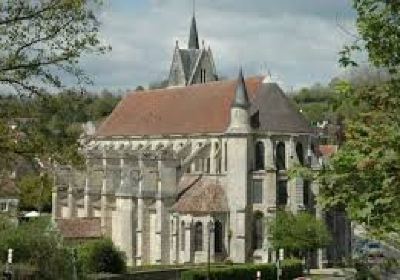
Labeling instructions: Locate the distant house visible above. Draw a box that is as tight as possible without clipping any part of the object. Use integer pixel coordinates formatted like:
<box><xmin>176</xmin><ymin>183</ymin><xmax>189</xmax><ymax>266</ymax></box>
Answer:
<box><xmin>0</xmin><ymin>177</ymin><xmax>19</xmax><ymax>219</ymax></box>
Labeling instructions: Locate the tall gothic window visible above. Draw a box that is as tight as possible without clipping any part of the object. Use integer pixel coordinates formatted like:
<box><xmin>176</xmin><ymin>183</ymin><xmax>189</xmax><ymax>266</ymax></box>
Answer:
<box><xmin>277</xmin><ymin>180</ymin><xmax>288</xmax><ymax>206</ymax></box>
<box><xmin>214</xmin><ymin>220</ymin><xmax>223</xmax><ymax>253</ymax></box>
<box><xmin>253</xmin><ymin>212</ymin><xmax>264</xmax><ymax>250</ymax></box>
<box><xmin>255</xmin><ymin>141</ymin><xmax>265</xmax><ymax>170</ymax></box>
<box><xmin>194</xmin><ymin>222</ymin><xmax>203</xmax><ymax>251</ymax></box>
<box><xmin>180</xmin><ymin>221</ymin><xmax>185</xmax><ymax>251</ymax></box>
<box><xmin>296</xmin><ymin>142</ymin><xmax>304</xmax><ymax>166</ymax></box>
<box><xmin>276</xmin><ymin>142</ymin><xmax>286</xmax><ymax>170</ymax></box>
<box><xmin>252</xmin><ymin>180</ymin><xmax>263</xmax><ymax>204</ymax></box>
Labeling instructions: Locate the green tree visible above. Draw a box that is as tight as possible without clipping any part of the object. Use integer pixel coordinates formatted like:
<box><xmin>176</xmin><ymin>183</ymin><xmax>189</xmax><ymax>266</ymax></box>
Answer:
<box><xmin>17</xmin><ymin>173</ymin><xmax>52</xmax><ymax>212</ymax></box>
<box><xmin>77</xmin><ymin>238</ymin><xmax>126</xmax><ymax>274</ymax></box>
<box><xmin>319</xmin><ymin>0</ymin><xmax>400</xmax><ymax>238</ymax></box>
<box><xmin>0</xmin><ymin>217</ymin><xmax>84</xmax><ymax>280</ymax></box>
<box><xmin>0</xmin><ymin>0</ymin><xmax>109</xmax><ymax>94</ymax></box>
<box><xmin>268</xmin><ymin>211</ymin><xmax>331</xmax><ymax>256</ymax></box>
<box><xmin>268</xmin><ymin>211</ymin><xmax>331</xmax><ymax>272</ymax></box>
<box><xmin>0</xmin><ymin>0</ymin><xmax>110</xmax><ymax>174</ymax></box>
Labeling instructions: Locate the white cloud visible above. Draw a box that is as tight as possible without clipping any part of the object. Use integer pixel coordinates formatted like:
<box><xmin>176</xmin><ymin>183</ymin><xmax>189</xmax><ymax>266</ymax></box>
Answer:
<box><xmin>79</xmin><ymin>0</ymin><xmax>358</xmax><ymax>92</ymax></box>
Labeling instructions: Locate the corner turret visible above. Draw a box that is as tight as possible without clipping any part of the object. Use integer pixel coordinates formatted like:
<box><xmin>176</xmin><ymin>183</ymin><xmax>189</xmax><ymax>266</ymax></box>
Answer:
<box><xmin>227</xmin><ymin>68</ymin><xmax>251</xmax><ymax>133</ymax></box>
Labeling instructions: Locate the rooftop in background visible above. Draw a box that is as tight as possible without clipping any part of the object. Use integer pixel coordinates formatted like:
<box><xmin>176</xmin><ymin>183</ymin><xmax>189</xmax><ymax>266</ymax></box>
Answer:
<box><xmin>0</xmin><ymin>177</ymin><xmax>19</xmax><ymax>198</ymax></box>
<box><xmin>318</xmin><ymin>144</ymin><xmax>338</xmax><ymax>158</ymax></box>
<box><xmin>56</xmin><ymin>218</ymin><xmax>102</xmax><ymax>239</ymax></box>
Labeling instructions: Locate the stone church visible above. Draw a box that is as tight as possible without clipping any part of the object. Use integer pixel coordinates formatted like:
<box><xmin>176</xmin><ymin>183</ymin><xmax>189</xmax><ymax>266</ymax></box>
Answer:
<box><xmin>53</xmin><ymin>13</ymin><xmax>351</xmax><ymax>267</ymax></box>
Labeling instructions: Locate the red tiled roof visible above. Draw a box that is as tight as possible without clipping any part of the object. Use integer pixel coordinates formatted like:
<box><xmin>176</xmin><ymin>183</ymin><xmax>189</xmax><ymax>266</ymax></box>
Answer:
<box><xmin>56</xmin><ymin>218</ymin><xmax>101</xmax><ymax>239</ymax></box>
<box><xmin>96</xmin><ymin>77</ymin><xmax>263</xmax><ymax>137</ymax></box>
<box><xmin>172</xmin><ymin>176</ymin><xmax>229</xmax><ymax>213</ymax></box>
<box><xmin>318</xmin><ymin>145</ymin><xmax>338</xmax><ymax>157</ymax></box>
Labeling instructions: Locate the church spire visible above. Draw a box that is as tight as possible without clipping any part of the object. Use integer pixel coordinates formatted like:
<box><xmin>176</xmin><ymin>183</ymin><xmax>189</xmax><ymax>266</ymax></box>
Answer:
<box><xmin>188</xmin><ymin>1</ymin><xmax>199</xmax><ymax>49</ymax></box>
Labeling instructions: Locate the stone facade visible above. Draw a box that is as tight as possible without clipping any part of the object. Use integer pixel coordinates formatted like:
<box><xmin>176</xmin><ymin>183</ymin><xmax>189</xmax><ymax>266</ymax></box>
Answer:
<box><xmin>53</xmin><ymin>74</ymin><xmax>351</xmax><ymax>267</ymax></box>
<box><xmin>53</xmin><ymin>14</ymin><xmax>351</xmax><ymax>268</ymax></box>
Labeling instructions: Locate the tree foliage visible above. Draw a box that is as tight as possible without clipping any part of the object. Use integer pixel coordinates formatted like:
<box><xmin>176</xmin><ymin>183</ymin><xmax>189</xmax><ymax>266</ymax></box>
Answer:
<box><xmin>340</xmin><ymin>0</ymin><xmax>400</xmax><ymax>73</ymax></box>
<box><xmin>0</xmin><ymin>91</ymin><xmax>119</xmax><ymax>212</ymax></box>
<box><xmin>17</xmin><ymin>173</ymin><xmax>52</xmax><ymax>212</ymax></box>
<box><xmin>319</xmin><ymin>0</ymin><xmax>400</xmax><ymax>237</ymax></box>
<box><xmin>0</xmin><ymin>91</ymin><xmax>120</xmax><ymax>168</ymax></box>
<box><xmin>0</xmin><ymin>217</ymin><xmax>84</xmax><ymax>280</ymax></box>
<box><xmin>77</xmin><ymin>238</ymin><xmax>126</xmax><ymax>274</ymax></box>
<box><xmin>0</xmin><ymin>0</ymin><xmax>109</xmax><ymax>94</ymax></box>
<box><xmin>268</xmin><ymin>211</ymin><xmax>331</xmax><ymax>255</ymax></box>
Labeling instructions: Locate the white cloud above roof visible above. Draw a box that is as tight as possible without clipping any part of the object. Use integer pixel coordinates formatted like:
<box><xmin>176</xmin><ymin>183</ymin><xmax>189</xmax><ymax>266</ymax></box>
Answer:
<box><xmin>78</xmin><ymin>0</ymin><xmax>357</xmax><ymax>92</ymax></box>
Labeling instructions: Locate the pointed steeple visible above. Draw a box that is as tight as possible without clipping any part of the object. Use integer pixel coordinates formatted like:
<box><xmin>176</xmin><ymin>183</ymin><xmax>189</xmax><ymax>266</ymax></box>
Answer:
<box><xmin>188</xmin><ymin>14</ymin><xmax>199</xmax><ymax>49</ymax></box>
<box><xmin>232</xmin><ymin>68</ymin><xmax>250</xmax><ymax>109</ymax></box>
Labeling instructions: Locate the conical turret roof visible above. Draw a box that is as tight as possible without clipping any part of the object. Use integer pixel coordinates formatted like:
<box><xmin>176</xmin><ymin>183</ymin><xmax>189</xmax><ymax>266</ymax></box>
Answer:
<box><xmin>231</xmin><ymin>68</ymin><xmax>250</xmax><ymax>109</ymax></box>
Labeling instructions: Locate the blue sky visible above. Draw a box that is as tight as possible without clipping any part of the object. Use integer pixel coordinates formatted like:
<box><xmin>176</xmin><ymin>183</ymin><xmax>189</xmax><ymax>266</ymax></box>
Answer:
<box><xmin>81</xmin><ymin>0</ymin><xmax>357</xmax><ymax>91</ymax></box>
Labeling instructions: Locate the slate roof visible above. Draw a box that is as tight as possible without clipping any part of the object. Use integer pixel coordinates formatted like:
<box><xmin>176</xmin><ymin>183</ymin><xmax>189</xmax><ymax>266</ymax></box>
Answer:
<box><xmin>232</xmin><ymin>68</ymin><xmax>250</xmax><ymax>109</ymax></box>
<box><xmin>178</xmin><ymin>48</ymin><xmax>202</xmax><ymax>82</ymax></box>
<box><xmin>56</xmin><ymin>218</ymin><xmax>102</xmax><ymax>239</ymax></box>
<box><xmin>172</xmin><ymin>175</ymin><xmax>229</xmax><ymax>213</ymax></box>
<box><xmin>96</xmin><ymin>76</ymin><xmax>312</xmax><ymax>137</ymax></box>
<box><xmin>188</xmin><ymin>15</ymin><xmax>200</xmax><ymax>49</ymax></box>
<box><xmin>250</xmin><ymin>82</ymin><xmax>312</xmax><ymax>133</ymax></box>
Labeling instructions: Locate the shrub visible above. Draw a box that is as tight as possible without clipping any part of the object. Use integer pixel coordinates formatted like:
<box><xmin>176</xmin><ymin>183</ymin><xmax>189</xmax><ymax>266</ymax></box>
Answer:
<box><xmin>0</xmin><ymin>217</ymin><xmax>83</xmax><ymax>280</ymax></box>
<box><xmin>78</xmin><ymin>238</ymin><xmax>126</xmax><ymax>274</ymax></box>
<box><xmin>181</xmin><ymin>259</ymin><xmax>303</xmax><ymax>280</ymax></box>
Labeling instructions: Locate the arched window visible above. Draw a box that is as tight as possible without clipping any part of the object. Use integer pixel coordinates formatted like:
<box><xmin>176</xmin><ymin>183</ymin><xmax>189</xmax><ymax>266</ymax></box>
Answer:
<box><xmin>255</xmin><ymin>141</ymin><xmax>265</xmax><ymax>170</ymax></box>
<box><xmin>253</xmin><ymin>212</ymin><xmax>264</xmax><ymax>250</ymax></box>
<box><xmin>214</xmin><ymin>220</ymin><xmax>223</xmax><ymax>253</ymax></box>
<box><xmin>194</xmin><ymin>222</ymin><xmax>203</xmax><ymax>251</ymax></box>
<box><xmin>180</xmin><ymin>221</ymin><xmax>185</xmax><ymax>251</ymax></box>
<box><xmin>296</xmin><ymin>142</ymin><xmax>304</xmax><ymax>166</ymax></box>
<box><xmin>277</xmin><ymin>180</ymin><xmax>288</xmax><ymax>206</ymax></box>
<box><xmin>276</xmin><ymin>142</ymin><xmax>286</xmax><ymax>170</ymax></box>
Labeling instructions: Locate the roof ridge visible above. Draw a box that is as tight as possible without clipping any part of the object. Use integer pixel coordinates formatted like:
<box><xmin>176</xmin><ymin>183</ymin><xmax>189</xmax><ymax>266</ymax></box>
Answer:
<box><xmin>125</xmin><ymin>75</ymin><xmax>264</xmax><ymax>96</ymax></box>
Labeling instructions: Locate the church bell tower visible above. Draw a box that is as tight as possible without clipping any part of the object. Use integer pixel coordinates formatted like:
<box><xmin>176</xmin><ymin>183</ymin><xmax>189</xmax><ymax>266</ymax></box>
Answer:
<box><xmin>167</xmin><ymin>7</ymin><xmax>218</xmax><ymax>87</ymax></box>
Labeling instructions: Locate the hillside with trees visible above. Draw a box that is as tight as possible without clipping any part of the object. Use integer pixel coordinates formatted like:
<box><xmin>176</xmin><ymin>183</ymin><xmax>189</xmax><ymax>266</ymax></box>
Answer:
<box><xmin>292</xmin><ymin>0</ymin><xmax>400</xmax><ymax>243</ymax></box>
